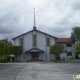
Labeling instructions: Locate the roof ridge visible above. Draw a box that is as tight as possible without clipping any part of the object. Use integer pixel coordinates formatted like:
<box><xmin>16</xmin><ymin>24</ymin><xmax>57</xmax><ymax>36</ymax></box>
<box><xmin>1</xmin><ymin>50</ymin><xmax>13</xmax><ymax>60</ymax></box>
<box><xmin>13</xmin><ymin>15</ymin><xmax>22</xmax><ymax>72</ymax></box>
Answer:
<box><xmin>12</xmin><ymin>29</ymin><xmax>57</xmax><ymax>40</ymax></box>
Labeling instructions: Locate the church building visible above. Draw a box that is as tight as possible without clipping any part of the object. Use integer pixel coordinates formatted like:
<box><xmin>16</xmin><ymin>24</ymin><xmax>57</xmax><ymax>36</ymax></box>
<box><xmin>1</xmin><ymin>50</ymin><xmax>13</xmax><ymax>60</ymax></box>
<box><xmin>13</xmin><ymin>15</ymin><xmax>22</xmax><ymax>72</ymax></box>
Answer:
<box><xmin>12</xmin><ymin>10</ymin><xmax>75</xmax><ymax>62</ymax></box>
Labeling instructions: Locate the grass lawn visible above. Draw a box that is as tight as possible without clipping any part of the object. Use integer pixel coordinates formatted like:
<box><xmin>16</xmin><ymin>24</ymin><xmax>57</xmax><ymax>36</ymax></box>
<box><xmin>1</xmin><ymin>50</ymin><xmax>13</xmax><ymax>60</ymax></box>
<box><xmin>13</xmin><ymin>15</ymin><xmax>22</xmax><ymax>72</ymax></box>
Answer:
<box><xmin>51</xmin><ymin>58</ymin><xmax>80</xmax><ymax>62</ymax></box>
<box><xmin>66</xmin><ymin>58</ymin><xmax>80</xmax><ymax>62</ymax></box>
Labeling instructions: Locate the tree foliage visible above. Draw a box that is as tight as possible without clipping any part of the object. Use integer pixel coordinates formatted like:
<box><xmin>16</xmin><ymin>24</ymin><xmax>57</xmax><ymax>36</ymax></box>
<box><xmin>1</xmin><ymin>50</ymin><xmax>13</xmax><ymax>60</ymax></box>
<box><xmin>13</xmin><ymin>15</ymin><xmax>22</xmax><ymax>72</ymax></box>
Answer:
<box><xmin>0</xmin><ymin>42</ymin><xmax>5</xmax><ymax>55</ymax></box>
<box><xmin>0</xmin><ymin>39</ymin><xmax>13</xmax><ymax>46</ymax></box>
<box><xmin>71</xmin><ymin>27</ymin><xmax>80</xmax><ymax>43</ymax></box>
<box><xmin>50</xmin><ymin>44</ymin><xmax>64</xmax><ymax>54</ymax></box>
<box><xmin>0</xmin><ymin>39</ymin><xmax>13</xmax><ymax>62</ymax></box>
<box><xmin>75</xmin><ymin>43</ymin><xmax>80</xmax><ymax>55</ymax></box>
<box><xmin>50</xmin><ymin>44</ymin><xmax>64</xmax><ymax>60</ymax></box>
<box><xmin>0</xmin><ymin>39</ymin><xmax>13</xmax><ymax>54</ymax></box>
<box><xmin>8</xmin><ymin>46</ymin><xmax>22</xmax><ymax>55</ymax></box>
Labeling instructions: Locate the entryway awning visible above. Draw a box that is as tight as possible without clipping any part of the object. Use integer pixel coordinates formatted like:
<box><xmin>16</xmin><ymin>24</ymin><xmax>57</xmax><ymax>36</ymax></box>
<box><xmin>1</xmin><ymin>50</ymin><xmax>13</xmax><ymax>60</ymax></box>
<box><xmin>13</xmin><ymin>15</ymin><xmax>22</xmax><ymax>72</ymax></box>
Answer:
<box><xmin>25</xmin><ymin>48</ymin><xmax>44</xmax><ymax>53</ymax></box>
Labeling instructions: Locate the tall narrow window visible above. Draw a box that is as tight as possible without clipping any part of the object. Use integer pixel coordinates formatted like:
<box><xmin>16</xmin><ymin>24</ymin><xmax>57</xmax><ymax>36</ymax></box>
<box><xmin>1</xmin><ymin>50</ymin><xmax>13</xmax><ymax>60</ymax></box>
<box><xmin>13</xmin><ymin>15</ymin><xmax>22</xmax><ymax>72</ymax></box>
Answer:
<box><xmin>20</xmin><ymin>38</ymin><xmax>23</xmax><ymax>46</ymax></box>
<box><xmin>47</xmin><ymin>37</ymin><xmax>50</xmax><ymax>47</ymax></box>
<box><xmin>33</xmin><ymin>34</ymin><xmax>36</xmax><ymax>47</ymax></box>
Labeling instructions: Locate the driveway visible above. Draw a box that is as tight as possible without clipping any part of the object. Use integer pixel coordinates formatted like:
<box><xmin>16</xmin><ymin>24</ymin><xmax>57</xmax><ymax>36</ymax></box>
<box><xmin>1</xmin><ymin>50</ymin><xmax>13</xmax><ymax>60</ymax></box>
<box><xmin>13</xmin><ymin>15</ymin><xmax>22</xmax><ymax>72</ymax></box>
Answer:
<box><xmin>0</xmin><ymin>62</ymin><xmax>80</xmax><ymax>80</ymax></box>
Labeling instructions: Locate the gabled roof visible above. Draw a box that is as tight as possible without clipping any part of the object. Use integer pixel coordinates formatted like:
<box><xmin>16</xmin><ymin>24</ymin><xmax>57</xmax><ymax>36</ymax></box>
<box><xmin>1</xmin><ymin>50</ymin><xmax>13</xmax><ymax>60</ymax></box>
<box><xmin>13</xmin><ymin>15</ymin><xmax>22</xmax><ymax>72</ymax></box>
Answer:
<box><xmin>12</xmin><ymin>29</ymin><xmax>57</xmax><ymax>40</ymax></box>
<box><xmin>37</xmin><ymin>30</ymin><xmax>57</xmax><ymax>39</ymax></box>
<box><xmin>12</xmin><ymin>30</ymin><xmax>33</xmax><ymax>40</ymax></box>
<box><xmin>25</xmin><ymin>48</ymin><xmax>44</xmax><ymax>53</ymax></box>
<box><xmin>56</xmin><ymin>38</ymin><xmax>74</xmax><ymax>43</ymax></box>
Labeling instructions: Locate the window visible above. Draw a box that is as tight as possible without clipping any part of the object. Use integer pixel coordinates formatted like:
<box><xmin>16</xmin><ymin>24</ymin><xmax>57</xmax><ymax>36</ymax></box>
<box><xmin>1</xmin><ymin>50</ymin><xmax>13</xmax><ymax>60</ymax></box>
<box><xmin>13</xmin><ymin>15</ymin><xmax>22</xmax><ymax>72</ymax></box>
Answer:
<box><xmin>47</xmin><ymin>37</ymin><xmax>50</xmax><ymax>47</ymax></box>
<box><xmin>20</xmin><ymin>38</ymin><xmax>23</xmax><ymax>46</ymax></box>
<box><xmin>66</xmin><ymin>44</ymin><xmax>72</xmax><ymax>47</ymax></box>
<box><xmin>33</xmin><ymin>34</ymin><xmax>36</xmax><ymax>47</ymax></box>
<box><xmin>67</xmin><ymin>52</ymin><xmax>72</xmax><ymax>56</ymax></box>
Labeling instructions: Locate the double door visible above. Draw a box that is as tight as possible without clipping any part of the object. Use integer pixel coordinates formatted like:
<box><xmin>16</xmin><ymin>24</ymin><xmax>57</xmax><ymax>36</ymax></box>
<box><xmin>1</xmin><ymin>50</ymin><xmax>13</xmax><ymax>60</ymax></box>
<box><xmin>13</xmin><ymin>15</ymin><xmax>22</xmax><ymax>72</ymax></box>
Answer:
<box><xmin>31</xmin><ymin>52</ymin><xmax>39</xmax><ymax>59</ymax></box>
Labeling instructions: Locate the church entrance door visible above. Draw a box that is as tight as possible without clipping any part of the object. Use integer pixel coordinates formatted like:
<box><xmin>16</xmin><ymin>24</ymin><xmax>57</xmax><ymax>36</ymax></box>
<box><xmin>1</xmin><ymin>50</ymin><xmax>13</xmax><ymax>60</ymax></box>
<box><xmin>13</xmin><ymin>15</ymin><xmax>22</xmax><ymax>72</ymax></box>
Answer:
<box><xmin>31</xmin><ymin>52</ymin><xmax>39</xmax><ymax>59</ymax></box>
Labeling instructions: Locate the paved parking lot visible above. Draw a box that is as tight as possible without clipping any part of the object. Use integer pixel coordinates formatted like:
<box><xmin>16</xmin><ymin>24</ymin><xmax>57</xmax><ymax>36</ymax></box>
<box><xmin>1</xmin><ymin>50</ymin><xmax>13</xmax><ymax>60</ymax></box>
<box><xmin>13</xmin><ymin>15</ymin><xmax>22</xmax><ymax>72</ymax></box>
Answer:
<box><xmin>0</xmin><ymin>62</ymin><xmax>80</xmax><ymax>80</ymax></box>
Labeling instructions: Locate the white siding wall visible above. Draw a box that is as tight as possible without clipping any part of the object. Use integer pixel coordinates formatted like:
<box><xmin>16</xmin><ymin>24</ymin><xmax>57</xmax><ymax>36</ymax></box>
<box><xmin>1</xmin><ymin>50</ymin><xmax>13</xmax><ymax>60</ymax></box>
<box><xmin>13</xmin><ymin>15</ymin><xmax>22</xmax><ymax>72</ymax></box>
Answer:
<box><xmin>37</xmin><ymin>32</ymin><xmax>46</xmax><ymax>61</ymax></box>
<box><xmin>37</xmin><ymin>32</ymin><xmax>46</xmax><ymax>51</ymax></box>
<box><xmin>23</xmin><ymin>32</ymin><xmax>33</xmax><ymax>52</ymax></box>
<box><xmin>67</xmin><ymin>47</ymin><xmax>72</xmax><ymax>52</ymax></box>
<box><xmin>39</xmin><ymin>53</ymin><xmax>44</xmax><ymax>60</ymax></box>
<box><xmin>14</xmin><ymin>38</ymin><xmax>20</xmax><ymax>46</ymax></box>
<box><xmin>26</xmin><ymin>53</ymin><xmax>31</xmax><ymax>61</ymax></box>
<box><xmin>46</xmin><ymin>47</ymin><xmax>50</xmax><ymax>61</ymax></box>
<box><xmin>50</xmin><ymin>37</ymin><xmax>55</xmax><ymax>46</ymax></box>
<box><xmin>60</xmin><ymin>43</ymin><xmax>75</xmax><ymax>59</ymax></box>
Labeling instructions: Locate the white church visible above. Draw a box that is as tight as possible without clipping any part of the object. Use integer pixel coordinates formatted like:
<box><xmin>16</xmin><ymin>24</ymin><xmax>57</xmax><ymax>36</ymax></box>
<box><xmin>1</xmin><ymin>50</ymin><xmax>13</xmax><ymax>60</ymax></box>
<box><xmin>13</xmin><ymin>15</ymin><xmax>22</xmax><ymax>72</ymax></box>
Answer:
<box><xmin>12</xmin><ymin>10</ymin><xmax>75</xmax><ymax>62</ymax></box>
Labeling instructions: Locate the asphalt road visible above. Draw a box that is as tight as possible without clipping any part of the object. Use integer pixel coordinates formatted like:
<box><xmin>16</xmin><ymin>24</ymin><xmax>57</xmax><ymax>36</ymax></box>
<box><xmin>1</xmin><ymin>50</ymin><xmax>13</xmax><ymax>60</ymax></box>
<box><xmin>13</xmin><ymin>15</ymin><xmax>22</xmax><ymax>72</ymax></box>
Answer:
<box><xmin>0</xmin><ymin>62</ymin><xmax>80</xmax><ymax>80</ymax></box>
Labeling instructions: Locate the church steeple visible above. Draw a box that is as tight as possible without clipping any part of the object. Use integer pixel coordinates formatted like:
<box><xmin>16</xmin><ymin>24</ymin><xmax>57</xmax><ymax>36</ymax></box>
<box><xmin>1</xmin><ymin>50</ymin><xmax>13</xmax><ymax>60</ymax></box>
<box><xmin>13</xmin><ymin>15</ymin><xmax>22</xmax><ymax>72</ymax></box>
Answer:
<box><xmin>33</xmin><ymin>8</ymin><xmax>37</xmax><ymax>30</ymax></box>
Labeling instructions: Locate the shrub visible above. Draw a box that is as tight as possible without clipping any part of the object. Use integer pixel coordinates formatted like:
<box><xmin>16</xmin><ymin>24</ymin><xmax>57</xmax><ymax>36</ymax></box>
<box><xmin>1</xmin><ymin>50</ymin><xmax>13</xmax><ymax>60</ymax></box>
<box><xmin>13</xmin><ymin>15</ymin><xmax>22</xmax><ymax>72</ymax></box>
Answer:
<box><xmin>0</xmin><ymin>55</ymin><xmax>9</xmax><ymax>63</ymax></box>
<box><xmin>8</xmin><ymin>46</ymin><xmax>22</xmax><ymax>55</ymax></box>
<box><xmin>0</xmin><ymin>42</ymin><xmax>5</xmax><ymax>55</ymax></box>
<box><xmin>0</xmin><ymin>57</ymin><xmax>6</xmax><ymax>63</ymax></box>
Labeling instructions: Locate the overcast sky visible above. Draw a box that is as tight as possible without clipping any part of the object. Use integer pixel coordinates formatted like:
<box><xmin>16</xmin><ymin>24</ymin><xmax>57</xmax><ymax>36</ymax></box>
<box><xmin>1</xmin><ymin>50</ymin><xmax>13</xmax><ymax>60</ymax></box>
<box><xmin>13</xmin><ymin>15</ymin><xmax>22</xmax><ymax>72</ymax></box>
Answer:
<box><xmin>0</xmin><ymin>0</ymin><xmax>80</xmax><ymax>42</ymax></box>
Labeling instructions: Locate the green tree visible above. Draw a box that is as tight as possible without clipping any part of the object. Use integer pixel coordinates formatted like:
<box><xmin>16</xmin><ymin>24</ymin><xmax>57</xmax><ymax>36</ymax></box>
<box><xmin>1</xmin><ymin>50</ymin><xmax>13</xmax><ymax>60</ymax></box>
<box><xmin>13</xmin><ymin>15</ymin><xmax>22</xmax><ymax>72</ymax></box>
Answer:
<box><xmin>50</xmin><ymin>44</ymin><xmax>64</xmax><ymax>61</ymax></box>
<box><xmin>8</xmin><ymin>46</ymin><xmax>22</xmax><ymax>61</ymax></box>
<box><xmin>0</xmin><ymin>39</ymin><xmax>13</xmax><ymax>62</ymax></box>
<box><xmin>75</xmin><ymin>43</ymin><xmax>80</xmax><ymax>55</ymax></box>
<box><xmin>71</xmin><ymin>27</ymin><xmax>80</xmax><ymax>43</ymax></box>
<box><xmin>0</xmin><ymin>39</ymin><xmax>13</xmax><ymax>54</ymax></box>
<box><xmin>0</xmin><ymin>39</ymin><xmax>13</xmax><ymax>45</ymax></box>
<box><xmin>0</xmin><ymin>42</ymin><xmax>5</xmax><ymax>55</ymax></box>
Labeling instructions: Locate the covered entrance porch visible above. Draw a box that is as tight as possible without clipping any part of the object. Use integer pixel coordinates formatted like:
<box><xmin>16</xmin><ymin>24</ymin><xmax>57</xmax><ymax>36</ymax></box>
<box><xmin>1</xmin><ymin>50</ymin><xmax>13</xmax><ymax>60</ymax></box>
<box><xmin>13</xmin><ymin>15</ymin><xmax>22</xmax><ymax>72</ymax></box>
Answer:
<box><xmin>25</xmin><ymin>48</ymin><xmax>44</xmax><ymax>62</ymax></box>
<box><xmin>31</xmin><ymin>52</ymin><xmax>39</xmax><ymax>59</ymax></box>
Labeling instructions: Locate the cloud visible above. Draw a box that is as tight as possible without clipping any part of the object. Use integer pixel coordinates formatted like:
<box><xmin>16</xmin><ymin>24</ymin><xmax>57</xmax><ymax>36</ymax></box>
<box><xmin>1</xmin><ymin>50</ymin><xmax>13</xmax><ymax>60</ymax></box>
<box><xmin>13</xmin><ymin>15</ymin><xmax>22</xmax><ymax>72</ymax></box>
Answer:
<box><xmin>0</xmin><ymin>0</ymin><xmax>80</xmax><ymax>43</ymax></box>
<box><xmin>72</xmin><ymin>1</ymin><xmax>80</xmax><ymax>11</ymax></box>
<box><xmin>0</xmin><ymin>12</ymin><xmax>20</xmax><ymax>33</ymax></box>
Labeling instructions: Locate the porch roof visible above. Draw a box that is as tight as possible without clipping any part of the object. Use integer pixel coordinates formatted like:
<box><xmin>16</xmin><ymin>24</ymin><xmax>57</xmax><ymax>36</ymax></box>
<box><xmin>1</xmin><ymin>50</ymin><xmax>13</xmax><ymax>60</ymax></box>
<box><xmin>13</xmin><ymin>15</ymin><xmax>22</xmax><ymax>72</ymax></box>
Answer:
<box><xmin>25</xmin><ymin>48</ymin><xmax>44</xmax><ymax>53</ymax></box>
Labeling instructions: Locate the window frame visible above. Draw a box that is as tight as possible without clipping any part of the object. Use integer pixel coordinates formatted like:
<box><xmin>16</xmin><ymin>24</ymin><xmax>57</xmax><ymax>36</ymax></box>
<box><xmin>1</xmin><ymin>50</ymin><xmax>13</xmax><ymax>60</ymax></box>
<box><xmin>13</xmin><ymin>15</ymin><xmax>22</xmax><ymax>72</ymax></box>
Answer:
<box><xmin>67</xmin><ymin>52</ymin><xmax>72</xmax><ymax>56</ymax></box>
<box><xmin>20</xmin><ymin>38</ymin><xmax>23</xmax><ymax>46</ymax></box>
<box><xmin>66</xmin><ymin>43</ymin><xmax>72</xmax><ymax>47</ymax></box>
<box><xmin>47</xmin><ymin>37</ymin><xmax>50</xmax><ymax>47</ymax></box>
<box><xmin>33</xmin><ymin>34</ymin><xmax>36</xmax><ymax>47</ymax></box>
